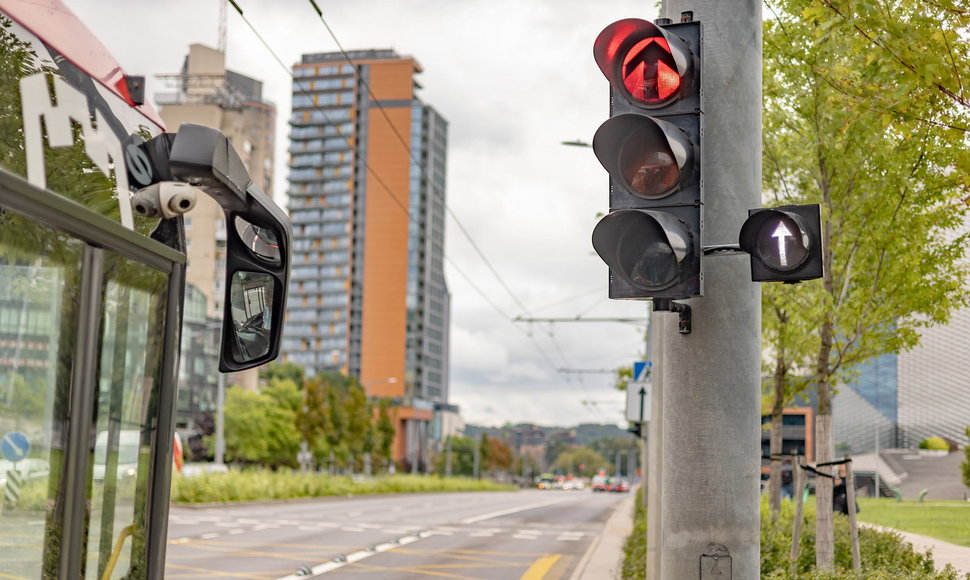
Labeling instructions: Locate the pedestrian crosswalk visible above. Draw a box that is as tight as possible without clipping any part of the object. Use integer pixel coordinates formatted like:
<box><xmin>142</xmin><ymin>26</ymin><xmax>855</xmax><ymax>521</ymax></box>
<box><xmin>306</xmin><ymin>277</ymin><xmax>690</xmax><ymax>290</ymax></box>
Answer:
<box><xmin>168</xmin><ymin>513</ymin><xmax>594</xmax><ymax>543</ymax></box>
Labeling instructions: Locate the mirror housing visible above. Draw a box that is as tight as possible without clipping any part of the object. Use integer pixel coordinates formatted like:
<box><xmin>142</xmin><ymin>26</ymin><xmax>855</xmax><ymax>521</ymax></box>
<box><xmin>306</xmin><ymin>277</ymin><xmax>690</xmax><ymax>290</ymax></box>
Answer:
<box><xmin>138</xmin><ymin>123</ymin><xmax>291</xmax><ymax>371</ymax></box>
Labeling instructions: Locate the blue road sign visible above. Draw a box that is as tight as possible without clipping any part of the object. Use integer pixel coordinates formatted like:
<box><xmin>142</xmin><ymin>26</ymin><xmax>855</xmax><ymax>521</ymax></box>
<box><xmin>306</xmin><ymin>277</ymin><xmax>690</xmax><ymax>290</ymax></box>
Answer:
<box><xmin>1</xmin><ymin>431</ymin><xmax>30</xmax><ymax>462</ymax></box>
<box><xmin>633</xmin><ymin>361</ymin><xmax>651</xmax><ymax>382</ymax></box>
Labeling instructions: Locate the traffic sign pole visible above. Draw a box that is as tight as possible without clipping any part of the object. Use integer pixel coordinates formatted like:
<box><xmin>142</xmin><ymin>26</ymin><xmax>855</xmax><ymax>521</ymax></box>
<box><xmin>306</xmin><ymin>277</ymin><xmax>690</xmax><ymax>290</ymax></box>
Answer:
<box><xmin>657</xmin><ymin>2</ymin><xmax>762</xmax><ymax>578</ymax></box>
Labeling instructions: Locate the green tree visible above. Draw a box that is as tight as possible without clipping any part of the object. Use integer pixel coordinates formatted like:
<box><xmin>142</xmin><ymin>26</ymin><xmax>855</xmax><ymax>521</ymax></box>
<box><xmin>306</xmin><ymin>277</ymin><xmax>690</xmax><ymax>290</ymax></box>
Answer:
<box><xmin>433</xmin><ymin>435</ymin><xmax>476</xmax><ymax>477</ymax></box>
<box><xmin>762</xmin><ymin>293</ymin><xmax>814</xmax><ymax>519</ymax></box>
<box><xmin>763</xmin><ymin>1</ymin><xmax>970</xmax><ymax>569</ymax></box>
<box><xmin>222</xmin><ymin>384</ymin><xmax>300</xmax><ymax>468</ymax></box>
<box><xmin>343</xmin><ymin>381</ymin><xmax>374</xmax><ymax>471</ymax></box>
<box><xmin>295</xmin><ymin>376</ymin><xmax>331</xmax><ymax>461</ymax></box>
<box><xmin>552</xmin><ymin>447</ymin><xmax>608</xmax><ymax>478</ymax></box>
<box><xmin>260</xmin><ymin>361</ymin><xmax>306</xmax><ymax>384</ymax></box>
<box><xmin>375</xmin><ymin>399</ymin><xmax>396</xmax><ymax>472</ymax></box>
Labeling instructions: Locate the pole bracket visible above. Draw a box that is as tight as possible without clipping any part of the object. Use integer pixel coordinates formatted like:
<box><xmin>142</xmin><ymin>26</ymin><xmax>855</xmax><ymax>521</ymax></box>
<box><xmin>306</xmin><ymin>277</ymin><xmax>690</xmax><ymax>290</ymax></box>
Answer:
<box><xmin>653</xmin><ymin>299</ymin><xmax>692</xmax><ymax>334</ymax></box>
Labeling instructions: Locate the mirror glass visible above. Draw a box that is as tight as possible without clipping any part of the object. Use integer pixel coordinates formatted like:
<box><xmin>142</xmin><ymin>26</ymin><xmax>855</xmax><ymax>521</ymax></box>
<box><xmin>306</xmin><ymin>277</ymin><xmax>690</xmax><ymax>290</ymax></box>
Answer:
<box><xmin>234</xmin><ymin>216</ymin><xmax>281</xmax><ymax>264</ymax></box>
<box><xmin>228</xmin><ymin>271</ymin><xmax>275</xmax><ymax>362</ymax></box>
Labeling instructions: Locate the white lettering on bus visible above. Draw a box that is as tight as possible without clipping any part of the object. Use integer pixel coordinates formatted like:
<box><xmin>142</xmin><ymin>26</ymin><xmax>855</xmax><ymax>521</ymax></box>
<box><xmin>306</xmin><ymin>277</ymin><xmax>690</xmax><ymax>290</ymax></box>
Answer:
<box><xmin>20</xmin><ymin>73</ymin><xmax>134</xmax><ymax>229</ymax></box>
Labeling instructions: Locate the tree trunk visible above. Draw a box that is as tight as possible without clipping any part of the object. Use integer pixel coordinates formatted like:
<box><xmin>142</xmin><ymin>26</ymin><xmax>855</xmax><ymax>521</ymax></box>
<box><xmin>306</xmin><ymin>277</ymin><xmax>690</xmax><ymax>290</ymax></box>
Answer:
<box><xmin>815</xmin><ymin>374</ymin><xmax>835</xmax><ymax>571</ymax></box>
<box><xmin>769</xmin><ymin>350</ymin><xmax>787</xmax><ymax>518</ymax></box>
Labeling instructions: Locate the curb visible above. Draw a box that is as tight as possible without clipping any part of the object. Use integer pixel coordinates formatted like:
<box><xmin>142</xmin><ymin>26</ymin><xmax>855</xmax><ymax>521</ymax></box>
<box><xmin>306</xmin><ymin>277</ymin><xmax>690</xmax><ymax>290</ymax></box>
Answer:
<box><xmin>570</xmin><ymin>492</ymin><xmax>637</xmax><ymax>580</ymax></box>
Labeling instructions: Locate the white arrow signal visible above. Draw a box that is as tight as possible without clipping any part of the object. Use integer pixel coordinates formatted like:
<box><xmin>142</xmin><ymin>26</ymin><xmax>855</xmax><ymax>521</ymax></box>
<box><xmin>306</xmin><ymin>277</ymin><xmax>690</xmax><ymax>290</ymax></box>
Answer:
<box><xmin>771</xmin><ymin>221</ymin><xmax>794</xmax><ymax>267</ymax></box>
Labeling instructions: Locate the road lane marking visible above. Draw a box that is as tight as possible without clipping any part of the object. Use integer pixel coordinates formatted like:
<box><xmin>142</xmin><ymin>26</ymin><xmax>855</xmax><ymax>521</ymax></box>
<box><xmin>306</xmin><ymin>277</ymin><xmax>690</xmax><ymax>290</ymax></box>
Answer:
<box><xmin>459</xmin><ymin>497</ymin><xmax>572</xmax><ymax>524</ymax></box>
<box><xmin>273</xmin><ymin>531</ymin><xmax>430</xmax><ymax>579</ymax></box>
<box><xmin>519</xmin><ymin>554</ymin><xmax>562</xmax><ymax>580</ymax></box>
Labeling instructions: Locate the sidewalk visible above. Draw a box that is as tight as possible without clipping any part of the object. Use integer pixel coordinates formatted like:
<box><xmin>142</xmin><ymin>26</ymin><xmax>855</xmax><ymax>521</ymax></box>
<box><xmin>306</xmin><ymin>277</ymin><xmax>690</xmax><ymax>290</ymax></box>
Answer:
<box><xmin>864</xmin><ymin>524</ymin><xmax>970</xmax><ymax>577</ymax></box>
<box><xmin>570</xmin><ymin>492</ymin><xmax>636</xmax><ymax>580</ymax></box>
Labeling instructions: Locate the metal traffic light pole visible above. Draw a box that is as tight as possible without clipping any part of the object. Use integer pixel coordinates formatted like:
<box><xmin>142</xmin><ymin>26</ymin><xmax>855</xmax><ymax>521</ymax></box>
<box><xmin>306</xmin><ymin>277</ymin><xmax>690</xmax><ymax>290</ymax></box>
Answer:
<box><xmin>655</xmin><ymin>1</ymin><xmax>762</xmax><ymax>578</ymax></box>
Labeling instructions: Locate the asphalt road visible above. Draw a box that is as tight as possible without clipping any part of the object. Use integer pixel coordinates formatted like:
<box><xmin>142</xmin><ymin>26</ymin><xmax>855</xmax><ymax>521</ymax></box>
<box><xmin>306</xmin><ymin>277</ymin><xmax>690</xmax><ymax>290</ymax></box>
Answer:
<box><xmin>164</xmin><ymin>488</ymin><xmax>628</xmax><ymax>579</ymax></box>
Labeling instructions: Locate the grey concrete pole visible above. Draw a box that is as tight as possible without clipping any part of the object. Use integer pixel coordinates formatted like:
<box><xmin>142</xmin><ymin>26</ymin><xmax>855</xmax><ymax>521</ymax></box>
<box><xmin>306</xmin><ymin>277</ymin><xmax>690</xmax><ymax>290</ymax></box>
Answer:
<box><xmin>215</xmin><ymin>370</ymin><xmax>226</xmax><ymax>465</ymax></box>
<box><xmin>646</xmin><ymin>312</ymin><xmax>665</xmax><ymax>579</ymax></box>
<box><xmin>659</xmin><ymin>1</ymin><xmax>763</xmax><ymax>578</ymax></box>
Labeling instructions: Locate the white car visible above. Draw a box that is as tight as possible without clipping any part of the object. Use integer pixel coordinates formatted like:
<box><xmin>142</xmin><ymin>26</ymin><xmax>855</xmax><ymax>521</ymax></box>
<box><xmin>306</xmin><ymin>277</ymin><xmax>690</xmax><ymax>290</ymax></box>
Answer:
<box><xmin>93</xmin><ymin>430</ymin><xmax>142</xmax><ymax>481</ymax></box>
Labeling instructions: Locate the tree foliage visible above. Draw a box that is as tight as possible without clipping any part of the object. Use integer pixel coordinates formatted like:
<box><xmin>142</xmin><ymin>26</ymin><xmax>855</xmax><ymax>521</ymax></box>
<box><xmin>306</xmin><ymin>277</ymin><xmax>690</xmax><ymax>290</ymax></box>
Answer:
<box><xmin>551</xmin><ymin>446</ymin><xmax>608</xmax><ymax>478</ymax></box>
<box><xmin>222</xmin><ymin>382</ymin><xmax>300</xmax><ymax>469</ymax></box>
<box><xmin>433</xmin><ymin>436</ymin><xmax>477</xmax><ymax>477</ymax></box>
<box><xmin>223</xmin><ymin>368</ymin><xmax>396</xmax><ymax>472</ymax></box>
<box><xmin>763</xmin><ymin>0</ymin><xmax>970</xmax><ymax>569</ymax></box>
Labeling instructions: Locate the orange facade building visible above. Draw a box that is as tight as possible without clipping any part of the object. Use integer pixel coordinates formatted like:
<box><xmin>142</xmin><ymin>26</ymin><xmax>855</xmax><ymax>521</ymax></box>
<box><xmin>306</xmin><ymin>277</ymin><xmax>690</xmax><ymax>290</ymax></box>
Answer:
<box><xmin>285</xmin><ymin>50</ymin><xmax>450</xmax><ymax>470</ymax></box>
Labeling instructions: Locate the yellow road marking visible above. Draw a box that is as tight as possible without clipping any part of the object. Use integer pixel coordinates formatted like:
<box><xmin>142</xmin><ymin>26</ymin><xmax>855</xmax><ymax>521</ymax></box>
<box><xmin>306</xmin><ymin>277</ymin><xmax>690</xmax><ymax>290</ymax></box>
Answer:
<box><xmin>393</xmin><ymin>547</ymin><xmax>548</xmax><ymax>557</ymax></box>
<box><xmin>347</xmin><ymin>562</ymin><xmax>481</xmax><ymax>579</ymax></box>
<box><xmin>0</xmin><ymin>573</ymin><xmax>30</xmax><ymax>580</ymax></box>
<box><xmin>519</xmin><ymin>554</ymin><xmax>562</xmax><ymax>580</ymax></box>
<box><xmin>163</xmin><ymin>562</ymin><xmax>279</xmax><ymax>578</ymax></box>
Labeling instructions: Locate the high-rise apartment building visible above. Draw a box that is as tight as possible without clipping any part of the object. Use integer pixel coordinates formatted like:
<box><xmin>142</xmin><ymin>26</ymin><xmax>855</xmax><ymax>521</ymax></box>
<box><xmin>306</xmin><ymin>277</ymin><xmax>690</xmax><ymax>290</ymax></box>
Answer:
<box><xmin>284</xmin><ymin>49</ymin><xmax>450</xmax><ymax>469</ymax></box>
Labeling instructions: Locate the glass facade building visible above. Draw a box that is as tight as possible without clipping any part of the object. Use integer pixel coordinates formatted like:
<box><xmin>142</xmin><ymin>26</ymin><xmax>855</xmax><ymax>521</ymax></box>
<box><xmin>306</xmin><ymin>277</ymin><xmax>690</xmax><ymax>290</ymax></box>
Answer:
<box><xmin>834</xmin><ymin>306</ymin><xmax>970</xmax><ymax>452</ymax></box>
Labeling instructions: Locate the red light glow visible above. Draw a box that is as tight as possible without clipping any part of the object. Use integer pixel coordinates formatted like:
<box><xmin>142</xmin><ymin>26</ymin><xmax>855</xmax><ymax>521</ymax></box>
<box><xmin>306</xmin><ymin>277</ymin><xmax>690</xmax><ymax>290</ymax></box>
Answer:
<box><xmin>621</xmin><ymin>37</ymin><xmax>681</xmax><ymax>105</ymax></box>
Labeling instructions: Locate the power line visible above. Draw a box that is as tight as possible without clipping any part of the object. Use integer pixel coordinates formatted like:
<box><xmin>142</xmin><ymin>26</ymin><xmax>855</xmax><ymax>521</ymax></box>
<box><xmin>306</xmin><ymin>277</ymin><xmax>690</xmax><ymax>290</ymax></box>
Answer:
<box><xmin>303</xmin><ymin>0</ymin><xmax>533</xmax><ymax>319</ymax></box>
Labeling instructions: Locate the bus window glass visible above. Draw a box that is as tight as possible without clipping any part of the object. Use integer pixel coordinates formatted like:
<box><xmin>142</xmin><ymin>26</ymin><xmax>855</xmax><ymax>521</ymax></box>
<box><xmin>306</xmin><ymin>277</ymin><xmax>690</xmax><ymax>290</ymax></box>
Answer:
<box><xmin>87</xmin><ymin>253</ymin><xmax>168</xmax><ymax>580</ymax></box>
<box><xmin>0</xmin><ymin>218</ymin><xmax>83</xmax><ymax>579</ymax></box>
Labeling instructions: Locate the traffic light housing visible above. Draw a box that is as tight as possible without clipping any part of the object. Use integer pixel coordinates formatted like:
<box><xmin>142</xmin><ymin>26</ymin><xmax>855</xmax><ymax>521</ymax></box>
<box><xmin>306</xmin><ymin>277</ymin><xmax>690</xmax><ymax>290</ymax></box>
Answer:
<box><xmin>591</xmin><ymin>18</ymin><xmax>703</xmax><ymax>302</ymax></box>
<box><xmin>739</xmin><ymin>204</ymin><xmax>823</xmax><ymax>283</ymax></box>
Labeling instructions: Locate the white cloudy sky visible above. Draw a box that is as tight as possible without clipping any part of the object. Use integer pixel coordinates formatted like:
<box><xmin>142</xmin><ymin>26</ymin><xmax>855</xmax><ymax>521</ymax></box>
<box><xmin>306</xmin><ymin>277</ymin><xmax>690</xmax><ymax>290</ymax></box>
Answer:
<box><xmin>65</xmin><ymin>0</ymin><xmax>658</xmax><ymax>427</ymax></box>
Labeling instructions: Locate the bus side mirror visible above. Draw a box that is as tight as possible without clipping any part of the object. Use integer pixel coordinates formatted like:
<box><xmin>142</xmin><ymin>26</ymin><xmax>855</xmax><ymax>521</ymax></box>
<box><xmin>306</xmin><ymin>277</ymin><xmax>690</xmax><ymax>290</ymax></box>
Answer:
<box><xmin>165</xmin><ymin>124</ymin><xmax>291</xmax><ymax>372</ymax></box>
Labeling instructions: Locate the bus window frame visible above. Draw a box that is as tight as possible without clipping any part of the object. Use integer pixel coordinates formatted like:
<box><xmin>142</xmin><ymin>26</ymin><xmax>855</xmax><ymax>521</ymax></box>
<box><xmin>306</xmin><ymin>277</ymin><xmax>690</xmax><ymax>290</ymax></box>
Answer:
<box><xmin>0</xmin><ymin>166</ymin><xmax>186</xmax><ymax>580</ymax></box>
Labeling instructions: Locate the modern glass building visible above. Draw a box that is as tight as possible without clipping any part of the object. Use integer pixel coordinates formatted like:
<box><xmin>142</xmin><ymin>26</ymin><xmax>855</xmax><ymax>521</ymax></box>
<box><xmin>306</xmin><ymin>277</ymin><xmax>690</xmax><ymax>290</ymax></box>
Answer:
<box><xmin>834</xmin><ymin>306</ymin><xmax>970</xmax><ymax>452</ymax></box>
<box><xmin>284</xmin><ymin>49</ymin><xmax>451</xmax><ymax>470</ymax></box>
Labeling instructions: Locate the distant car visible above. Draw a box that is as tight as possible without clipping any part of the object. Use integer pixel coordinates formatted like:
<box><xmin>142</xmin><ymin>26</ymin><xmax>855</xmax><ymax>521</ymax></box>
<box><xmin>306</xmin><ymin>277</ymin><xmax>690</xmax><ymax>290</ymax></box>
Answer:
<box><xmin>591</xmin><ymin>474</ymin><xmax>609</xmax><ymax>492</ymax></box>
<box><xmin>0</xmin><ymin>458</ymin><xmax>50</xmax><ymax>486</ymax></box>
<box><xmin>612</xmin><ymin>479</ymin><xmax>631</xmax><ymax>493</ymax></box>
<box><xmin>93</xmin><ymin>430</ymin><xmax>142</xmax><ymax>481</ymax></box>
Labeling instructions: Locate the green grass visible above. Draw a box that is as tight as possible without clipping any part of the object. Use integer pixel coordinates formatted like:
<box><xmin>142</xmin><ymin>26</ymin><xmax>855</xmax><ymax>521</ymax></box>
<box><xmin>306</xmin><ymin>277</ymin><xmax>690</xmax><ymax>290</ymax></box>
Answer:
<box><xmin>170</xmin><ymin>470</ymin><xmax>515</xmax><ymax>503</ymax></box>
<box><xmin>856</xmin><ymin>498</ymin><xmax>970</xmax><ymax>548</ymax></box>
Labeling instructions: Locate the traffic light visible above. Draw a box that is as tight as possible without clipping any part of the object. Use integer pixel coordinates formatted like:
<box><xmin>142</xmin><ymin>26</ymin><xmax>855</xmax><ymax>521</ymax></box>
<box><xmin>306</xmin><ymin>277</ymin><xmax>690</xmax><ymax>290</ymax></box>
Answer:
<box><xmin>738</xmin><ymin>204</ymin><xmax>823</xmax><ymax>283</ymax></box>
<box><xmin>590</xmin><ymin>17</ymin><xmax>703</xmax><ymax>302</ymax></box>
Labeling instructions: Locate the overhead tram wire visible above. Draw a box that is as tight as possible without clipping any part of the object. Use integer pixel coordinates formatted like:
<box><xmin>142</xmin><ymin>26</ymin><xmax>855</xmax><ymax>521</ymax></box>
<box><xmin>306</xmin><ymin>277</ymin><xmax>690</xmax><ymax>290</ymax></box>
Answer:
<box><xmin>299</xmin><ymin>0</ymin><xmax>578</xmax><ymax>372</ymax></box>
<box><xmin>228</xmin><ymin>1</ymin><xmax>576</xmax><ymax>374</ymax></box>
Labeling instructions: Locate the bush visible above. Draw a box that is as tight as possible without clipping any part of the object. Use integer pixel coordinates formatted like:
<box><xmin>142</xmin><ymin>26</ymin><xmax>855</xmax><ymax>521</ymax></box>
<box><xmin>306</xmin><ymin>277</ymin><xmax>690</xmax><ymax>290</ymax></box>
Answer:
<box><xmin>170</xmin><ymin>468</ymin><xmax>514</xmax><ymax>503</ymax></box>
<box><xmin>618</xmin><ymin>496</ymin><xmax>968</xmax><ymax>579</ymax></box>
<box><xmin>760</xmin><ymin>495</ymin><xmax>967</xmax><ymax>579</ymax></box>
<box><xmin>621</xmin><ymin>497</ymin><xmax>646</xmax><ymax>580</ymax></box>
<box><xmin>918</xmin><ymin>437</ymin><xmax>950</xmax><ymax>451</ymax></box>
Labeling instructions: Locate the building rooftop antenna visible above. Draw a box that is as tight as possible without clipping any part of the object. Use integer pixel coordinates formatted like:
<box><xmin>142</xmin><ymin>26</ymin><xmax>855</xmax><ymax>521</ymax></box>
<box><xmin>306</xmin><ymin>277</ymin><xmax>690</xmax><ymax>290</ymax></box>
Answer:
<box><xmin>218</xmin><ymin>0</ymin><xmax>227</xmax><ymax>52</ymax></box>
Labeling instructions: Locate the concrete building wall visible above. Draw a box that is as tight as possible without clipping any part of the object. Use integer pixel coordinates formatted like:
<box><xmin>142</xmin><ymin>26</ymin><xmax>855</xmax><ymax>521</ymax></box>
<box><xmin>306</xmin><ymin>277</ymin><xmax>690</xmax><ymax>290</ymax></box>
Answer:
<box><xmin>158</xmin><ymin>43</ymin><xmax>275</xmax><ymax>392</ymax></box>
